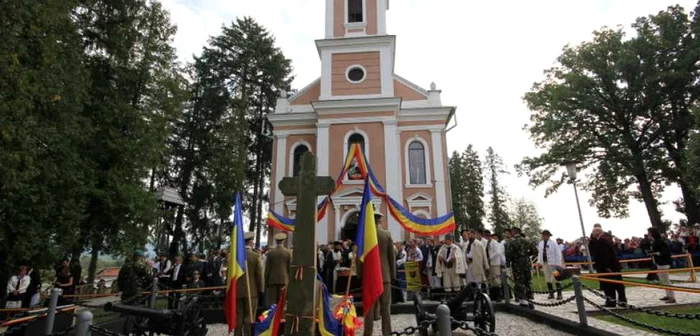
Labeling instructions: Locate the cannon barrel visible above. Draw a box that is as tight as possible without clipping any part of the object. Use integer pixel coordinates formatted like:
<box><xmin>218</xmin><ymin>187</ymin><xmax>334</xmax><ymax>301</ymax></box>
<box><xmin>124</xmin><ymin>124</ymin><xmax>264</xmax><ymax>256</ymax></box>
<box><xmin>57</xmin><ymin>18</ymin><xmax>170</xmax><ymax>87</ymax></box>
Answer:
<box><xmin>446</xmin><ymin>282</ymin><xmax>480</xmax><ymax>311</ymax></box>
<box><xmin>104</xmin><ymin>302</ymin><xmax>177</xmax><ymax>320</ymax></box>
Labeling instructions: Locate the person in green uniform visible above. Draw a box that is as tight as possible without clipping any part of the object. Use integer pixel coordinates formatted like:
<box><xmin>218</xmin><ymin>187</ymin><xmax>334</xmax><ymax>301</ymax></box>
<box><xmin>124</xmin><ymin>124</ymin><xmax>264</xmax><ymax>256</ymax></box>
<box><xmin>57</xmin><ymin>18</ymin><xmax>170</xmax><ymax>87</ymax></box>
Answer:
<box><xmin>505</xmin><ymin>227</ymin><xmax>537</xmax><ymax>308</ymax></box>
<box><xmin>117</xmin><ymin>250</ymin><xmax>153</xmax><ymax>304</ymax></box>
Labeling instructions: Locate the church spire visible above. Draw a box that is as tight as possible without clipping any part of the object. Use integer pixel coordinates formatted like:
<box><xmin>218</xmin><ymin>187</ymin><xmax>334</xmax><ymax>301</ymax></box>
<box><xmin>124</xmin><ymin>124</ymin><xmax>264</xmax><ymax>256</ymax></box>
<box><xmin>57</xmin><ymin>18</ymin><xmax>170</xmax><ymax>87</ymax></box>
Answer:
<box><xmin>325</xmin><ymin>0</ymin><xmax>388</xmax><ymax>39</ymax></box>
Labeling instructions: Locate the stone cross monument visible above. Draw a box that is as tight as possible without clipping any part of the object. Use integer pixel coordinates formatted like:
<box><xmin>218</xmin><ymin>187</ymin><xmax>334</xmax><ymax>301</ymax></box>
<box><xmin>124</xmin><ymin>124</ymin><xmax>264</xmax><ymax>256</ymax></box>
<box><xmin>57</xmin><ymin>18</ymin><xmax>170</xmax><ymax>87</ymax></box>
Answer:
<box><xmin>279</xmin><ymin>152</ymin><xmax>335</xmax><ymax>336</ymax></box>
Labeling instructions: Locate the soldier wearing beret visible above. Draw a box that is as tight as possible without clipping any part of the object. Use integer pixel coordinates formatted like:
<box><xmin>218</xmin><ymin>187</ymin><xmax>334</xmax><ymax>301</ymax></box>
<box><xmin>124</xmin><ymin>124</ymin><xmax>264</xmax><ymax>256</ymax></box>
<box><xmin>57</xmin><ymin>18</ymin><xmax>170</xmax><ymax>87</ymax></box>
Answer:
<box><xmin>116</xmin><ymin>249</ymin><xmax>152</xmax><ymax>304</ymax></box>
<box><xmin>265</xmin><ymin>232</ymin><xmax>291</xmax><ymax>306</ymax></box>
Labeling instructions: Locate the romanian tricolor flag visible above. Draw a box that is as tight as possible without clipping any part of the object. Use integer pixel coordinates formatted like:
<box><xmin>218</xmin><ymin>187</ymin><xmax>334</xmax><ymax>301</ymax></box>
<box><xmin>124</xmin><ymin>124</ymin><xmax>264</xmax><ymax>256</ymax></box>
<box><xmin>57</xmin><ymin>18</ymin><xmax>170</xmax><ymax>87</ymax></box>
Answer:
<box><xmin>317</xmin><ymin>274</ymin><xmax>342</xmax><ymax>336</ymax></box>
<box><xmin>355</xmin><ymin>177</ymin><xmax>384</xmax><ymax>316</ymax></box>
<box><xmin>255</xmin><ymin>288</ymin><xmax>286</xmax><ymax>336</ymax></box>
<box><xmin>226</xmin><ymin>192</ymin><xmax>246</xmax><ymax>333</ymax></box>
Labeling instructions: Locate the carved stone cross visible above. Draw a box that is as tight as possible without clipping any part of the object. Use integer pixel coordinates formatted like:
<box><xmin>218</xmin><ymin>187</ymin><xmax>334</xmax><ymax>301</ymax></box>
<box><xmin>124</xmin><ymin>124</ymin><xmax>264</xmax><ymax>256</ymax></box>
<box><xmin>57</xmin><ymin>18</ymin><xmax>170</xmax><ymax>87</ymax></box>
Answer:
<box><xmin>278</xmin><ymin>152</ymin><xmax>334</xmax><ymax>336</ymax></box>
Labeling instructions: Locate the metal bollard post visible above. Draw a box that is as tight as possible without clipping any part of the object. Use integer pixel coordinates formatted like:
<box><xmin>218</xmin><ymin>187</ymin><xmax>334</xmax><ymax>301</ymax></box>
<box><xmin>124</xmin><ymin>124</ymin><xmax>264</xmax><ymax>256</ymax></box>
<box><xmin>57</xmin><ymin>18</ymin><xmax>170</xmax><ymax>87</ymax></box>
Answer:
<box><xmin>572</xmin><ymin>276</ymin><xmax>588</xmax><ymax>327</ymax></box>
<box><xmin>75</xmin><ymin>310</ymin><xmax>93</xmax><ymax>336</ymax></box>
<box><xmin>436</xmin><ymin>304</ymin><xmax>451</xmax><ymax>336</ymax></box>
<box><xmin>501</xmin><ymin>268</ymin><xmax>510</xmax><ymax>304</ymax></box>
<box><xmin>149</xmin><ymin>277</ymin><xmax>159</xmax><ymax>309</ymax></box>
<box><xmin>45</xmin><ymin>288</ymin><xmax>62</xmax><ymax>335</ymax></box>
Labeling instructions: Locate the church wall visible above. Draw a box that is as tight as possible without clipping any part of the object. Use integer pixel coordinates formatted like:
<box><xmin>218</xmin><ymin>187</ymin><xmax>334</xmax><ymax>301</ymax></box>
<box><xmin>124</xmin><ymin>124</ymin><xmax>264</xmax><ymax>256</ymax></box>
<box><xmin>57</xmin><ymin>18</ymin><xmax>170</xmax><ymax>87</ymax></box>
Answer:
<box><xmin>289</xmin><ymin>82</ymin><xmax>320</xmax><ymax>105</ymax></box>
<box><xmin>333</xmin><ymin>0</ymin><xmax>344</xmax><ymax>38</ymax></box>
<box><xmin>331</xmin><ymin>52</ymin><xmax>381</xmax><ymax>96</ymax></box>
<box><xmin>397</xmin><ymin>120</ymin><xmax>445</xmax><ymax>127</ymax></box>
<box><xmin>441</xmin><ymin>131</ymin><xmax>452</xmax><ymax>211</ymax></box>
<box><xmin>399</xmin><ymin>130</ymin><xmax>437</xmax><ymax>218</ymax></box>
<box><xmin>394</xmin><ymin>80</ymin><xmax>427</xmax><ymax>101</ymax></box>
<box><xmin>366</xmin><ymin>0</ymin><xmax>378</xmax><ymax>35</ymax></box>
<box><xmin>318</xmin><ymin>111</ymin><xmax>393</xmax><ymax>120</ymax></box>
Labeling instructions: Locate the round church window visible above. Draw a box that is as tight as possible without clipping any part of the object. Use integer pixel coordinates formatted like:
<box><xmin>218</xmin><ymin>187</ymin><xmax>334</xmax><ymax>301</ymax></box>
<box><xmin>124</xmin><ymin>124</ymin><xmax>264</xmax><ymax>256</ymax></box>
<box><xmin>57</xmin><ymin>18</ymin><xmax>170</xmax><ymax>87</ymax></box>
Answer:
<box><xmin>346</xmin><ymin>65</ymin><xmax>366</xmax><ymax>83</ymax></box>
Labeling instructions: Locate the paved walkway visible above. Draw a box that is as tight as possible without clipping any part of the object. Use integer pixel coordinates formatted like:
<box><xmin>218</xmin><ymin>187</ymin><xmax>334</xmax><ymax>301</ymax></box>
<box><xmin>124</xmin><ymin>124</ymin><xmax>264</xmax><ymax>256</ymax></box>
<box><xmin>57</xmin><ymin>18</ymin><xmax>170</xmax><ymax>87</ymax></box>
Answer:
<box><xmin>524</xmin><ymin>281</ymin><xmax>700</xmax><ymax>336</ymax></box>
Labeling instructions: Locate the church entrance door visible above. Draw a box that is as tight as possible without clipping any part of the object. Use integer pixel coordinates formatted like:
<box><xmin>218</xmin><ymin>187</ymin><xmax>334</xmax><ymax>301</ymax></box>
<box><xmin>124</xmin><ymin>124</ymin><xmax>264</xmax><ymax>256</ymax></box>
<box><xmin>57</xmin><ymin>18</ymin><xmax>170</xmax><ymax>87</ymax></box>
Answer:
<box><xmin>341</xmin><ymin>211</ymin><xmax>359</xmax><ymax>241</ymax></box>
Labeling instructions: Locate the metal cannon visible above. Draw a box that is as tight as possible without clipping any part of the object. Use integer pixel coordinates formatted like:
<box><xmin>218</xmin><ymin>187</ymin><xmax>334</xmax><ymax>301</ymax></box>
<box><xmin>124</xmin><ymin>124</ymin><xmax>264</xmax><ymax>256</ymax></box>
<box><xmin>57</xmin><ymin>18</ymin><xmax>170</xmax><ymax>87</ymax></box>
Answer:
<box><xmin>413</xmin><ymin>282</ymin><xmax>495</xmax><ymax>336</ymax></box>
<box><xmin>104</xmin><ymin>297</ymin><xmax>207</xmax><ymax>336</ymax></box>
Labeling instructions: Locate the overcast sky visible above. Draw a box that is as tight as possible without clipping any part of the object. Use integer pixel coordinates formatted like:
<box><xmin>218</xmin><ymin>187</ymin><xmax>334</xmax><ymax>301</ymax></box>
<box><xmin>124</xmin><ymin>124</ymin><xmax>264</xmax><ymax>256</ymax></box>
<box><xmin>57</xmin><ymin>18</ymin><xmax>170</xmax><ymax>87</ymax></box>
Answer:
<box><xmin>161</xmin><ymin>0</ymin><xmax>698</xmax><ymax>241</ymax></box>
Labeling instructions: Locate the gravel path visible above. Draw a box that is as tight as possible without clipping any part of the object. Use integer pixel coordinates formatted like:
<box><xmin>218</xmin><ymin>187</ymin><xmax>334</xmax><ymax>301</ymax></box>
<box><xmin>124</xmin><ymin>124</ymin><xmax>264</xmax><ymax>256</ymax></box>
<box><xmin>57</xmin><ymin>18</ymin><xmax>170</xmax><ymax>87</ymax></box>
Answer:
<box><xmin>204</xmin><ymin>313</ymin><xmax>575</xmax><ymax>335</ymax></box>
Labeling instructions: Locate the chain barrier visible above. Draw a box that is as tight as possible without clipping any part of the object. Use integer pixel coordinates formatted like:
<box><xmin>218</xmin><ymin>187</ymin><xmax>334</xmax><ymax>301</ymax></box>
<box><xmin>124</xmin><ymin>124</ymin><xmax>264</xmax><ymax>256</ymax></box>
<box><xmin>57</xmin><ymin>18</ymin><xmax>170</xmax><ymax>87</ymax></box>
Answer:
<box><xmin>582</xmin><ymin>297</ymin><xmax>700</xmax><ymax>336</ymax></box>
<box><xmin>89</xmin><ymin>325</ymin><xmax>126</xmax><ymax>336</ymax></box>
<box><xmin>581</xmin><ymin>285</ymin><xmax>700</xmax><ymax>320</ymax></box>
<box><xmin>526</xmin><ymin>295</ymin><xmax>576</xmax><ymax>307</ymax></box>
<box><xmin>451</xmin><ymin>317</ymin><xmax>499</xmax><ymax>336</ymax></box>
<box><xmin>389</xmin><ymin>318</ymin><xmax>434</xmax><ymax>336</ymax></box>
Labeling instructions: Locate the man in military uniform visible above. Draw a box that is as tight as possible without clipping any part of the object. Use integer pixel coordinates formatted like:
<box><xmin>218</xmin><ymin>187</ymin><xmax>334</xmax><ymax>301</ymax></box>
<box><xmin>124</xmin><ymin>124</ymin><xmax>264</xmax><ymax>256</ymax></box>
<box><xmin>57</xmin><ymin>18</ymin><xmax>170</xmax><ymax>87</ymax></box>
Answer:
<box><xmin>265</xmin><ymin>232</ymin><xmax>291</xmax><ymax>306</ymax></box>
<box><xmin>116</xmin><ymin>250</ymin><xmax>152</xmax><ymax>304</ymax></box>
<box><xmin>362</xmin><ymin>212</ymin><xmax>395</xmax><ymax>336</ymax></box>
<box><xmin>505</xmin><ymin>227</ymin><xmax>537</xmax><ymax>308</ymax></box>
<box><xmin>236</xmin><ymin>232</ymin><xmax>264</xmax><ymax>336</ymax></box>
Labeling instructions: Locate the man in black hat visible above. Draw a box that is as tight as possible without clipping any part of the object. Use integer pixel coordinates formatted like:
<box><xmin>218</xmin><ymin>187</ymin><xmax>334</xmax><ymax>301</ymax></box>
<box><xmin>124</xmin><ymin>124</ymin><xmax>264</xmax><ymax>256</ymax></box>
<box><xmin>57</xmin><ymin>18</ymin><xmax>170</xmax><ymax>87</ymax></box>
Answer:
<box><xmin>323</xmin><ymin>240</ymin><xmax>343</xmax><ymax>293</ymax></box>
<box><xmin>538</xmin><ymin>230</ymin><xmax>563</xmax><ymax>300</ymax></box>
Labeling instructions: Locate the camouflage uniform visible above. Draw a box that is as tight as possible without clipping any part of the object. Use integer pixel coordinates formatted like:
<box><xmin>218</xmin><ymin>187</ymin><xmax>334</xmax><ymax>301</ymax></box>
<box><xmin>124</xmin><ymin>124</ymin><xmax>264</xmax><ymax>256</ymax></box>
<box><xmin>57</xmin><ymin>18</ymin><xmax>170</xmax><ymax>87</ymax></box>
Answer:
<box><xmin>505</xmin><ymin>233</ymin><xmax>537</xmax><ymax>303</ymax></box>
<box><xmin>117</xmin><ymin>257</ymin><xmax>153</xmax><ymax>304</ymax></box>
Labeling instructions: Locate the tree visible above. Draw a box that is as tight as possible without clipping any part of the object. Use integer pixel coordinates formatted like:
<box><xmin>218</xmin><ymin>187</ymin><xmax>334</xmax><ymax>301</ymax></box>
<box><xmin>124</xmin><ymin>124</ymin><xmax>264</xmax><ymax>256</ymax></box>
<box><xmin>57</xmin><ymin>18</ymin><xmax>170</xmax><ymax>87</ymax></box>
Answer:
<box><xmin>632</xmin><ymin>5</ymin><xmax>700</xmax><ymax>224</ymax></box>
<box><xmin>449</xmin><ymin>151</ymin><xmax>468</xmax><ymax>237</ymax></box>
<box><xmin>0</xmin><ymin>0</ymin><xmax>91</xmax><ymax>295</ymax></box>
<box><xmin>518</xmin><ymin>27</ymin><xmax>669</xmax><ymax>229</ymax></box>
<box><xmin>509</xmin><ymin>198</ymin><xmax>544</xmax><ymax>240</ymax></box>
<box><xmin>450</xmin><ymin>145</ymin><xmax>486</xmax><ymax>236</ymax></box>
<box><xmin>484</xmin><ymin>147</ymin><xmax>511</xmax><ymax>234</ymax></box>
<box><xmin>76</xmin><ymin>0</ymin><xmax>181</xmax><ymax>281</ymax></box>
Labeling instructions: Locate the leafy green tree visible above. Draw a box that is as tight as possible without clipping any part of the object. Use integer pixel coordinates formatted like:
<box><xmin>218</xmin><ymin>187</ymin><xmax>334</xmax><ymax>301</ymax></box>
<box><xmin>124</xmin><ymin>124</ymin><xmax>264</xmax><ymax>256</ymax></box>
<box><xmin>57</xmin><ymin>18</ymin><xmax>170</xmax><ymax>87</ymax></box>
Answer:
<box><xmin>518</xmin><ymin>27</ymin><xmax>668</xmax><ymax>229</ymax></box>
<box><xmin>0</xmin><ymin>0</ymin><xmax>90</xmax><ymax>292</ymax></box>
<box><xmin>632</xmin><ymin>5</ymin><xmax>700</xmax><ymax>224</ymax></box>
<box><xmin>509</xmin><ymin>198</ymin><xmax>543</xmax><ymax>240</ymax></box>
<box><xmin>76</xmin><ymin>0</ymin><xmax>181</xmax><ymax>281</ymax></box>
<box><xmin>484</xmin><ymin>147</ymin><xmax>511</xmax><ymax>234</ymax></box>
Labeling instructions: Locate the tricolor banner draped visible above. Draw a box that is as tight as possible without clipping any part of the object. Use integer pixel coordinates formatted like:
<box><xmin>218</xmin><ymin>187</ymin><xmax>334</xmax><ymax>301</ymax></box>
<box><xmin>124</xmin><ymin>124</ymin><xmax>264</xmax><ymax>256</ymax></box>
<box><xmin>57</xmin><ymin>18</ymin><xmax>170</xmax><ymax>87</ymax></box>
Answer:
<box><xmin>355</xmin><ymin>177</ymin><xmax>384</xmax><ymax>316</ymax></box>
<box><xmin>225</xmin><ymin>192</ymin><xmax>246</xmax><ymax>333</ymax></box>
<box><xmin>254</xmin><ymin>287</ymin><xmax>286</xmax><ymax>336</ymax></box>
<box><xmin>316</xmin><ymin>274</ymin><xmax>342</xmax><ymax>336</ymax></box>
<box><xmin>266</xmin><ymin>144</ymin><xmax>455</xmax><ymax>235</ymax></box>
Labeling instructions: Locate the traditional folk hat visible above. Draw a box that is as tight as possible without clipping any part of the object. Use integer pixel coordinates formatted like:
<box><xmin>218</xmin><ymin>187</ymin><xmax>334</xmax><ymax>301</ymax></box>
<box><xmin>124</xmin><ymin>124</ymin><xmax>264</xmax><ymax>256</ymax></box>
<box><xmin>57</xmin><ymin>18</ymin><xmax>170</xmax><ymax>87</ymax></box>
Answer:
<box><xmin>542</xmin><ymin>230</ymin><xmax>552</xmax><ymax>236</ymax></box>
<box><xmin>444</xmin><ymin>234</ymin><xmax>454</xmax><ymax>240</ymax></box>
<box><xmin>274</xmin><ymin>232</ymin><xmax>287</xmax><ymax>241</ymax></box>
<box><xmin>244</xmin><ymin>232</ymin><xmax>255</xmax><ymax>241</ymax></box>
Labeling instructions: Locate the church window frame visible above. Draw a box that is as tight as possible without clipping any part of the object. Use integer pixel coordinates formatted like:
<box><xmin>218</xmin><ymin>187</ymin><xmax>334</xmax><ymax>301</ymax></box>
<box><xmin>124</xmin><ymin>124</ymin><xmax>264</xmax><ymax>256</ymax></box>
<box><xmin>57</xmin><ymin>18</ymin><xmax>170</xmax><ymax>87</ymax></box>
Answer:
<box><xmin>345</xmin><ymin>65</ymin><xmax>367</xmax><ymax>84</ymax></box>
<box><xmin>405</xmin><ymin>137</ymin><xmax>432</xmax><ymax>187</ymax></box>
<box><xmin>343</xmin><ymin>129</ymin><xmax>369</xmax><ymax>183</ymax></box>
<box><xmin>346</xmin><ymin>0</ymin><xmax>365</xmax><ymax>25</ymax></box>
<box><xmin>289</xmin><ymin>140</ymin><xmax>312</xmax><ymax>177</ymax></box>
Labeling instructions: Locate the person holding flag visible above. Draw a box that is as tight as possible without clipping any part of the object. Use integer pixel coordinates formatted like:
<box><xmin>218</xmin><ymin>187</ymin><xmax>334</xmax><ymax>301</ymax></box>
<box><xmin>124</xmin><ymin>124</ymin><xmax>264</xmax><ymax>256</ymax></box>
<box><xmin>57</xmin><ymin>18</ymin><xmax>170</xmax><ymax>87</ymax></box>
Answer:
<box><xmin>356</xmin><ymin>178</ymin><xmax>395</xmax><ymax>336</ymax></box>
<box><xmin>226</xmin><ymin>193</ymin><xmax>264</xmax><ymax>336</ymax></box>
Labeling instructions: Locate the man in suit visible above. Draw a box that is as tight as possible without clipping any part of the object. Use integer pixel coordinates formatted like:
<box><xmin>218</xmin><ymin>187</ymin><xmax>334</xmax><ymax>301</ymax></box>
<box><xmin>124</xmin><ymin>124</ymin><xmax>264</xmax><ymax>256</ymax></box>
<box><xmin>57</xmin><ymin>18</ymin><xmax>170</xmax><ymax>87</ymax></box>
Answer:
<box><xmin>362</xmin><ymin>212</ymin><xmax>395</xmax><ymax>336</ymax></box>
<box><xmin>265</xmin><ymin>232</ymin><xmax>291</xmax><ymax>306</ymax></box>
<box><xmin>22</xmin><ymin>262</ymin><xmax>41</xmax><ymax>308</ymax></box>
<box><xmin>236</xmin><ymin>232</ymin><xmax>264</xmax><ymax>336</ymax></box>
<box><xmin>168</xmin><ymin>256</ymin><xmax>185</xmax><ymax>309</ymax></box>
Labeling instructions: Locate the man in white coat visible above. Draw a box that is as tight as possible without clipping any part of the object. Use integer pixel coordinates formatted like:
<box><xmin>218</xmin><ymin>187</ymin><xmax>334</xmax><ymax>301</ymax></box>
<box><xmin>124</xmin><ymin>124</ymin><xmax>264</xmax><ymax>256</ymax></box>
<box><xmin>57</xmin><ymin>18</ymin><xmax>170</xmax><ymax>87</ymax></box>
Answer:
<box><xmin>436</xmin><ymin>234</ymin><xmax>466</xmax><ymax>292</ymax></box>
<box><xmin>463</xmin><ymin>229</ymin><xmax>488</xmax><ymax>287</ymax></box>
<box><xmin>483</xmin><ymin>230</ymin><xmax>504</xmax><ymax>301</ymax></box>
<box><xmin>538</xmin><ymin>230</ymin><xmax>563</xmax><ymax>300</ymax></box>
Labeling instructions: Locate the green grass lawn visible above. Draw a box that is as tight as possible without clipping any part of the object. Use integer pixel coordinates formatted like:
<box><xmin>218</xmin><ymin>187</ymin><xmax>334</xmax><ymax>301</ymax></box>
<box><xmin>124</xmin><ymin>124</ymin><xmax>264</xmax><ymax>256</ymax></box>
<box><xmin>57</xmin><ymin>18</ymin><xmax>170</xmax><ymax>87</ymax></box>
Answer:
<box><xmin>529</xmin><ymin>273</ymin><xmax>650</xmax><ymax>292</ymax></box>
<box><xmin>593</xmin><ymin>306</ymin><xmax>700</xmax><ymax>335</ymax></box>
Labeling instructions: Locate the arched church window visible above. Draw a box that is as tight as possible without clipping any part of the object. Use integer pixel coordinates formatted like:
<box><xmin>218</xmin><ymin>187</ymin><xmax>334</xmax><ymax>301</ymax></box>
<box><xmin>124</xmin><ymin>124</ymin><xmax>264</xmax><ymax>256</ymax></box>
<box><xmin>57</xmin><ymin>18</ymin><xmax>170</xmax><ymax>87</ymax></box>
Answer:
<box><xmin>408</xmin><ymin>141</ymin><xmax>427</xmax><ymax>184</ymax></box>
<box><xmin>348</xmin><ymin>0</ymin><xmax>363</xmax><ymax>23</ymax></box>
<box><xmin>293</xmin><ymin>144</ymin><xmax>309</xmax><ymax>177</ymax></box>
<box><xmin>348</xmin><ymin>133</ymin><xmax>365</xmax><ymax>154</ymax></box>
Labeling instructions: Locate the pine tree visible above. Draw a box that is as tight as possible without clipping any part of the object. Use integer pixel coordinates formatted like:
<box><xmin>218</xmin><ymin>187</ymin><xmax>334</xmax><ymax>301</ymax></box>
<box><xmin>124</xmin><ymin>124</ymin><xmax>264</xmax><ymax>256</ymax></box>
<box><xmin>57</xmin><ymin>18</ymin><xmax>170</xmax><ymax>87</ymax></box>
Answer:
<box><xmin>462</xmin><ymin>145</ymin><xmax>486</xmax><ymax>230</ymax></box>
<box><xmin>449</xmin><ymin>151</ymin><xmax>468</xmax><ymax>233</ymax></box>
<box><xmin>484</xmin><ymin>147</ymin><xmax>511</xmax><ymax>235</ymax></box>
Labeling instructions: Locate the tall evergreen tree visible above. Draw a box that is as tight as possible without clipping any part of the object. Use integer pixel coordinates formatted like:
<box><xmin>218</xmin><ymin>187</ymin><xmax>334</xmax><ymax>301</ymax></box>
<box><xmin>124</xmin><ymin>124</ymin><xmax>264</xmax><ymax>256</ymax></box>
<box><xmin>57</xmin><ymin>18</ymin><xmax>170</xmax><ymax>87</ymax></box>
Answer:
<box><xmin>449</xmin><ymin>151</ymin><xmax>468</xmax><ymax>233</ymax></box>
<box><xmin>484</xmin><ymin>147</ymin><xmax>511</xmax><ymax>235</ymax></box>
<box><xmin>463</xmin><ymin>146</ymin><xmax>486</xmax><ymax>230</ymax></box>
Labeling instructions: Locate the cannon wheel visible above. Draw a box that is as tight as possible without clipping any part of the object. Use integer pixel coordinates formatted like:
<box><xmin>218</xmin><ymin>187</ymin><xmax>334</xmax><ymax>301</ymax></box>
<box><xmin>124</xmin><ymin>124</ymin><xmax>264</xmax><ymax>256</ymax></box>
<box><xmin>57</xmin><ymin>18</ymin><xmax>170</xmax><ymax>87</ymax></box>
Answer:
<box><xmin>472</xmin><ymin>292</ymin><xmax>495</xmax><ymax>332</ymax></box>
<box><xmin>122</xmin><ymin>315</ymin><xmax>149</xmax><ymax>336</ymax></box>
<box><xmin>412</xmin><ymin>293</ymin><xmax>430</xmax><ymax>336</ymax></box>
<box><xmin>182</xmin><ymin>300</ymin><xmax>207</xmax><ymax>336</ymax></box>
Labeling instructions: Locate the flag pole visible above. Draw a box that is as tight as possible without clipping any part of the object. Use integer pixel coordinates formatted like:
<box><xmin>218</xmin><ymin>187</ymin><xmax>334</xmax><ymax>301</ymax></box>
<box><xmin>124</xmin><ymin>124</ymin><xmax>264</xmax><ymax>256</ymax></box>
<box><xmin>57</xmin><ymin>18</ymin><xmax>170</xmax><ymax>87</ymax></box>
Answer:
<box><xmin>245</xmin><ymin>260</ymin><xmax>254</xmax><ymax>322</ymax></box>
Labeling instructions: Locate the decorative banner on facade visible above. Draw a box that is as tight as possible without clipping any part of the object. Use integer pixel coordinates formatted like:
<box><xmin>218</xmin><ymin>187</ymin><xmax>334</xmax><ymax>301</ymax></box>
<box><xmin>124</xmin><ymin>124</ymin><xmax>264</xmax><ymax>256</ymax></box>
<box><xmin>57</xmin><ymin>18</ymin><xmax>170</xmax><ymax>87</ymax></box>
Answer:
<box><xmin>266</xmin><ymin>144</ymin><xmax>456</xmax><ymax>236</ymax></box>
<box><xmin>405</xmin><ymin>261</ymin><xmax>422</xmax><ymax>292</ymax></box>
